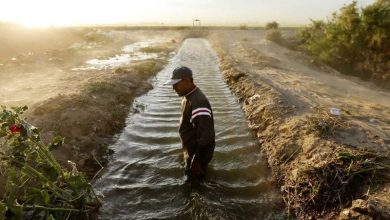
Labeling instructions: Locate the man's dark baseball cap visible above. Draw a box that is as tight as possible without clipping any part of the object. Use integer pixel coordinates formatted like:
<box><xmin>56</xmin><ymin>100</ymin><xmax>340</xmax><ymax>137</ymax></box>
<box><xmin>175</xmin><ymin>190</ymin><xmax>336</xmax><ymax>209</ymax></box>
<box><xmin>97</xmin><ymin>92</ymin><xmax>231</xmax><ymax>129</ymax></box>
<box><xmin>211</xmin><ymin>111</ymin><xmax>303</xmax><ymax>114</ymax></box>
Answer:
<box><xmin>164</xmin><ymin>66</ymin><xmax>193</xmax><ymax>85</ymax></box>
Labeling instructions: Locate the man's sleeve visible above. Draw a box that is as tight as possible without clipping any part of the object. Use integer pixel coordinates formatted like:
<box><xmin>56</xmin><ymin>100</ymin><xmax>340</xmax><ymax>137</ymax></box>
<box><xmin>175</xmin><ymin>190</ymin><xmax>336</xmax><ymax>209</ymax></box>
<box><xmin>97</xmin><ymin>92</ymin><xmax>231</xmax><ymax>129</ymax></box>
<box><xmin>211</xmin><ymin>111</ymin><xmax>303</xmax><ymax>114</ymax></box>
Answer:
<box><xmin>190</xmin><ymin>104</ymin><xmax>215</xmax><ymax>163</ymax></box>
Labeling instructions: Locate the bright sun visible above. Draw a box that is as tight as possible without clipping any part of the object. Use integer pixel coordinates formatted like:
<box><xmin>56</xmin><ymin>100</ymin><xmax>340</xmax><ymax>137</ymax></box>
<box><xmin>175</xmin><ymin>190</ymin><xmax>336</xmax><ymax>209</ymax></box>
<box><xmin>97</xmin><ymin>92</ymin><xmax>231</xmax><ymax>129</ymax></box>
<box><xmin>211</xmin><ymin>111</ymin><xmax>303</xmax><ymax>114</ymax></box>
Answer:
<box><xmin>0</xmin><ymin>0</ymin><xmax>144</xmax><ymax>28</ymax></box>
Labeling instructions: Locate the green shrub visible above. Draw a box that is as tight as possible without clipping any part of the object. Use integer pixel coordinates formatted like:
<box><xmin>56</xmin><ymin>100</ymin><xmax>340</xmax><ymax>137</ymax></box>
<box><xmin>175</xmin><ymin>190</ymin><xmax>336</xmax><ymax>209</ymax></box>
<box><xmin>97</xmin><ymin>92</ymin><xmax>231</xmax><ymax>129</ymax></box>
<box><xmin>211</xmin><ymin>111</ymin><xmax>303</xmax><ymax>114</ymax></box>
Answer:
<box><xmin>0</xmin><ymin>106</ymin><xmax>101</xmax><ymax>219</ymax></box>
<box><xmin>239</xmin><ymin>25</ymin><xmax>248</xmax><ymax>30</ymax></box>
<box><xmin>297</xmin><ymin>0</ymin><xmax>390</xmax><ymax>86</ymax></box>
<box><xmin>266</xmin><ymin>31</ymin><xmax>284</xmax><ymax>44</ymax></box>
<box><xmin>265</xmin><ymin>21</ymin><xmax>279</xmax><ymax>30</ymax></box>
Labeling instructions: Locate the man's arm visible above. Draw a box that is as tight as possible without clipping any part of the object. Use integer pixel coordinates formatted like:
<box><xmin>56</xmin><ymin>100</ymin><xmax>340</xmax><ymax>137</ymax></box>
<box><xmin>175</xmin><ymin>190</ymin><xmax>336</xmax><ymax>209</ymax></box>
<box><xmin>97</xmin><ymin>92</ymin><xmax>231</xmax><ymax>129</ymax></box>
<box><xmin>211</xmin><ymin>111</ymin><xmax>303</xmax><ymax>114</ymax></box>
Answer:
<box><xmin>190</xmin><ymin>106</ymin><xmax>215</xmax><ymax>172</ymax></box>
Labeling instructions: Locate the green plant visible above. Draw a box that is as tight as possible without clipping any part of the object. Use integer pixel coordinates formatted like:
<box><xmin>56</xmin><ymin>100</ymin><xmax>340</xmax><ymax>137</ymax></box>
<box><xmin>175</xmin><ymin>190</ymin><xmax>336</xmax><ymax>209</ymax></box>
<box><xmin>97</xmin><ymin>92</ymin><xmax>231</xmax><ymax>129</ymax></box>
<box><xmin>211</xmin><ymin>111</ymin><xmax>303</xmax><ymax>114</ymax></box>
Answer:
<box><xmin>297</xmin><ymin>0</ymin><xmax>390</xmax><ymax>86</ymax></box>
<box><xmin>266</xmin><ymin>31</ymin><xmax>283</xmax><ymax>44</ymax></box>
<box><xmin>265</xmin><ymin>21</ymin><xmax>287</xmax><ymax>46</ymax></box>
<box><xmin>265</xmin><ymin>21</ymin><xmax>279</xmax><ymax>30</ymax></box>
<box><xmin>0</xmin><ymin>106</ymin><xmax>101</xmax><ymax>219</ymax></box>
<box><xmin>84</xmin><ymin>82</ymin><xmax>118</xmax><ymax>95</ymax></box>
<box><xmin>239</xmin><ymin>24</ymin><xmax>248</xmax><ymax>30</ymax></box>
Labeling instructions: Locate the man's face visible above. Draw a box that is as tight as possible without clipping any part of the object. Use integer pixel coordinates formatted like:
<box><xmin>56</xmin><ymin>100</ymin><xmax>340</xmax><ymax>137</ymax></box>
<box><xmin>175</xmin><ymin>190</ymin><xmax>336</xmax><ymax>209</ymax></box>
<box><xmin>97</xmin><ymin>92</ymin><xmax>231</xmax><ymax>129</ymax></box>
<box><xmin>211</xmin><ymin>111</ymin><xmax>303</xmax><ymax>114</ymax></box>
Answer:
<box><xmin>172</xmin><ymin>79</ymin><xmax>187</xmax><ymax>96</ymax></box>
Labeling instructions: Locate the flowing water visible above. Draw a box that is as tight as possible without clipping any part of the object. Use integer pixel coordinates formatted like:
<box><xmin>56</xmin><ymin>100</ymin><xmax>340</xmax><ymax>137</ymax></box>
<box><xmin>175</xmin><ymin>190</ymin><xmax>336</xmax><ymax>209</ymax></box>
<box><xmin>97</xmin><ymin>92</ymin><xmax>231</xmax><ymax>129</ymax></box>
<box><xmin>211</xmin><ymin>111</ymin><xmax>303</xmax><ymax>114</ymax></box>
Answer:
<box><xmin>94</xmin><ymin>38</ymin><xmax>285</xmax><ymax>219</ymax></box>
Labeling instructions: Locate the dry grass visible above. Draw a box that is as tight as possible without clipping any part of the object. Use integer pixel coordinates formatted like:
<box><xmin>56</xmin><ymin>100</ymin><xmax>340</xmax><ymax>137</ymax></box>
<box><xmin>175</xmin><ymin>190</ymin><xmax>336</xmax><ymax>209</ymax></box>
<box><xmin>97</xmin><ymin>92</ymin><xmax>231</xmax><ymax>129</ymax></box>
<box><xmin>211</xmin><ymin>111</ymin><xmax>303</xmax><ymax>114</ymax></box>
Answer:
<box><xmin>83</xmin><ymin>82</ymin><xmax>118</xmax><ymax>95</ymax></box>
<box><xmin>283</xmin><ymin>146</ymin><xmax>390</xmax><ymax>217</ymax></box>
<box><xmin>184</xmin><ymin>29</ymin><xmax>209</xmax><ymax>38</ymax></box>
<box><xmin>139</xmin><ymin>46</ymin><xmax>170</xmax><ymax>53</ymax></box>
<box><xmin>266</xmin><ymin>30</ymin><xmax>283</xmax><ymax>43</ymax></box>
<box><xmin>280</xmin><ymin>107</ymin><xmax>390</xmax><ymax>217</ymax></box>
<box><xmin>305</xmin><ymin>107</ymin><xmax>350</xmax><ymax>137</ymax></box>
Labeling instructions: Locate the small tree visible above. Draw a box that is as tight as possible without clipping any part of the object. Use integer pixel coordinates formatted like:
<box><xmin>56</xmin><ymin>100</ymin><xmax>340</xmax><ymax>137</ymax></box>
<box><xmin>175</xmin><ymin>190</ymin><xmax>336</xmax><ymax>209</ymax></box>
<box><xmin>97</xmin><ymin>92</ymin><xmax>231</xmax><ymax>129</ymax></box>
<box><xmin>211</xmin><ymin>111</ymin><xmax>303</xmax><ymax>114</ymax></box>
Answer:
<box><xmin>265</xmin><ymin>21</ymin><xmax>283</xmax><ymax>44</ymax></box>
<box><xmin>240</xmin><ymin>24</ymin><xmax>248</xmax><ymax>30</ymax></box>
<box><xmin>296</xmin><ymin>0</ymin><xmax>390</xmax><ymax>85</ymax></box>
<box><xmin>265</xmin><ymin>21</ymin><xmax>279</xmax><ymax>30</ymax></box>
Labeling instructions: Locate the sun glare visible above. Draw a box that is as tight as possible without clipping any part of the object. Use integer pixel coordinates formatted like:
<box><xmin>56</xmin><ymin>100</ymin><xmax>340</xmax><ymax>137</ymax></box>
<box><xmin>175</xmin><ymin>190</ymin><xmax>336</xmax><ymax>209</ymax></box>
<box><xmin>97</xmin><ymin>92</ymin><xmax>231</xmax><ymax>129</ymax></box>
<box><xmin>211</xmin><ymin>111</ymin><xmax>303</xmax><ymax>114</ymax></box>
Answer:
<box><xmin>19</xmin><ymin>19</ymin><xmax>55</xmax><ymax>28</ymax></box>
<box><xmin>0</xmin><ymin>0</ymin><xmax>377</xmax><ymax>27</ymax></box>
<box><xmin>0</xmin><ymin>0</ymin><xmax>142</xmax><ymax>27</ymax></box>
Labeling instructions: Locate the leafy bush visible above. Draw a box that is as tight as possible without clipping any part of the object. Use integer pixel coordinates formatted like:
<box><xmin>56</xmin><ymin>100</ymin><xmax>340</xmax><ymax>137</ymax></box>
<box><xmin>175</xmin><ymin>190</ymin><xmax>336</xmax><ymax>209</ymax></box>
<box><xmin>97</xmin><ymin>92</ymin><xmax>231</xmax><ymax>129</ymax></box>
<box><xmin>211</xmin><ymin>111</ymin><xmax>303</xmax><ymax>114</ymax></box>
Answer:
<box><xmin>265</xmin><ymin>21</ymin><xmax>288</xmax><ymax>46</ymax></box>
<box><xmin>0</xmin><ymin>106</ymin><xmax>101</xmax><ymax>219</ymax></box>
<box><xmin>297</xmin><ymin>0</ymin><xmax>390</xmax><ymax>86</ymax></box>
<box><xmin>239</xmin><ymin>25</ymin><xmax>248</xmax><ymax>30</ymax></box>
<box><xmin>266</xmin><ymin>31</ymin><xmax>284</xmax><ymax>44</ymax></box>
<box><xmin>265</xmin><ymin>21</ymin><xmax>279</xmax><ymax>30</ymax></box>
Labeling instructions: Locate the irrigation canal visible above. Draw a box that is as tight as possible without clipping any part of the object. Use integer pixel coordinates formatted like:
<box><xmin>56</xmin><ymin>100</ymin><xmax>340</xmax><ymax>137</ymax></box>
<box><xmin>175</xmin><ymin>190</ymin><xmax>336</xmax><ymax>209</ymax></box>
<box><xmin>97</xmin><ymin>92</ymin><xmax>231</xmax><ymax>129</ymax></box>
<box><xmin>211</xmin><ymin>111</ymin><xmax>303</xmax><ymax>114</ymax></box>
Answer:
<box><xmin>94</xmin><ymin>38</ymin><xmax>284</xmax><ymax>219</ymax></box>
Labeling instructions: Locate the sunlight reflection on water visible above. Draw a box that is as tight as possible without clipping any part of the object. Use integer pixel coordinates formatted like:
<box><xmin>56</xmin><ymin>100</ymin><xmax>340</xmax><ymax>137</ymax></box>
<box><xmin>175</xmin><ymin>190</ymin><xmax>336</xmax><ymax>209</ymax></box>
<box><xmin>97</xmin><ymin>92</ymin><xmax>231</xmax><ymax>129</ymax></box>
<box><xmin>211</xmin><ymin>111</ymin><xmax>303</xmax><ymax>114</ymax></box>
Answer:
<box><xmin>72</xmin><ymin>41</ymin><xmax>160</xmax><ymax>71</ymax></box>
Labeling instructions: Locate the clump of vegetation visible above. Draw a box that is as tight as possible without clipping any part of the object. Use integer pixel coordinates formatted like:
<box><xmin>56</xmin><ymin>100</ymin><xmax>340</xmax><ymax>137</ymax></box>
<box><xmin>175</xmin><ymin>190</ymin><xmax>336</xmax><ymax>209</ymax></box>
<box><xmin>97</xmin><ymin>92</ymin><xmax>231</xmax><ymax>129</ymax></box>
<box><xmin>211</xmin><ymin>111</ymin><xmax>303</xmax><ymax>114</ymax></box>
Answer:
<box><xmin>305</xmin><ymin>107</ymin><xmax>349</xmax><ymax>137</ymax></box>
<box><xmin>266</xmin><ymin>21</ymin><xmax>279</xmax><ymax>30</ymax></box>
<box><xmin>139</xmin><ymin>46</ymin><xmax>170</xmax><ymax>54</ymax></box>
<box><xmin>266</xmin><ymin>31</ymin><xmax>283</xmax><ymax>43</ymax></box>
<box><xmin>297</xmin><ymin>0</ymin><xmax>390</xmax><ymax>88</ymax></box>
<box><xmin>84</xmin><ymin>82</ymin><xmax>118</xmax><ymax>95</ymax></box>
<box><xmin>265</xmin><ymin>21</ymin><xmax>287</xmax><ymax>46</ymax></box>
<box><xmin>174</xmin><ymin>26</ymin><xmax>189</xmax><ymax>30</ymax></box>
<box><xmin>132</xmin><ymin>60</ymin><xmax>163</xmax><ymax>75</ymax></box>
<box><xmin>185</xmin><ymin>30</ymin><xmax>209</xmax><ymax>38</ymax></box>
<box><xmin>283</xmin><ymin>148</ymin><xmax>390</xmax><ymax>218</ymax></box>
<box><xmin>0</xmin><ymin>106</ymin><xmax>101</xmax><ymax>219</ymax></box>
<box><xmin>239</xmin><ymin>24</ymin><xmax>248</xmax><ymax>30</ymax></box>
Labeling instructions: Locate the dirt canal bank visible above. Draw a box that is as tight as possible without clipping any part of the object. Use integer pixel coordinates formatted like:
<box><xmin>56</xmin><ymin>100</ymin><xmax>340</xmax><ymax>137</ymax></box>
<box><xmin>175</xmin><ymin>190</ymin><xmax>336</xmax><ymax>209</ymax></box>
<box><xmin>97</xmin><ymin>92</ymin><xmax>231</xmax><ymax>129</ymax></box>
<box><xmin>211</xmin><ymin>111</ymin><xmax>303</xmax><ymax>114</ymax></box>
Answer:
<box><xmin>209</xmin><ymin>29</ymin><xmax>390</xmax><ymax>219</ymax></box>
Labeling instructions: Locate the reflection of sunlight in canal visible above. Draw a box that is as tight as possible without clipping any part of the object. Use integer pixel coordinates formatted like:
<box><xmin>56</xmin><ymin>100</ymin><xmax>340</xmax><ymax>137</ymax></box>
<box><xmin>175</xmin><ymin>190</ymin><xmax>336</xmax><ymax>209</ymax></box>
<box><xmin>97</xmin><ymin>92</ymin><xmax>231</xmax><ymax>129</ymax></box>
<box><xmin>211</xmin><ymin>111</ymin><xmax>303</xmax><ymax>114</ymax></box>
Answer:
<box><xmin>122</xmin><ymin>41</ymin><xmax>153</xmax><ymax>53</ymax></box>
<box><xmin>72</xmin><ymin>41</ymin><xmax>161</xmax><ymax>71</ymax></box>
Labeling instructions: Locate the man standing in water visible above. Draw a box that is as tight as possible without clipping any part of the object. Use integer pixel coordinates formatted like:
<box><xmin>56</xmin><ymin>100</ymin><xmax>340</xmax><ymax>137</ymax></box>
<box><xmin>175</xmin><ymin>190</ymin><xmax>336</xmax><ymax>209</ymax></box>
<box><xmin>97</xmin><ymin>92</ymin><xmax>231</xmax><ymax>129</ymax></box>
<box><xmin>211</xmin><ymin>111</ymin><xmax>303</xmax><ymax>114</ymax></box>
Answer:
<box><xmin>164</xmin><ymin>66</ymin><xmax>215</xmax><ymax>182</ymax></box>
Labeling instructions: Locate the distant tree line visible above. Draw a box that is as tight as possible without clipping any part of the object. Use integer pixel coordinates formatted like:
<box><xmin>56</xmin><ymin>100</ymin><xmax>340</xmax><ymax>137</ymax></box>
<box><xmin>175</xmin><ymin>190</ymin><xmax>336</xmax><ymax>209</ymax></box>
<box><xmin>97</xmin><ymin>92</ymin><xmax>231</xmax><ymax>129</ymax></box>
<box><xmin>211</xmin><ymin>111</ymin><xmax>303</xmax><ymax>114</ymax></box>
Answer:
<box><xmin>297</xmin><ymin>0</ymin><xmax>390</xmax><ymax>88</ymax></box>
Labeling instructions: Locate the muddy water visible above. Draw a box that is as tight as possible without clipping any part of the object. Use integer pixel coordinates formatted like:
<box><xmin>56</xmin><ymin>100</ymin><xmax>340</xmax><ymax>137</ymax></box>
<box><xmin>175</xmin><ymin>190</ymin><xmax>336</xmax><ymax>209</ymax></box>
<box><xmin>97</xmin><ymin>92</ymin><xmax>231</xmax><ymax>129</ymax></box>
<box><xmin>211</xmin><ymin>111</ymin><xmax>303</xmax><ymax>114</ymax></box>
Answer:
<box><xmin>94</xmin><ymin>38</ymin><xmax>284</xmax><ymax>219</ymax></box>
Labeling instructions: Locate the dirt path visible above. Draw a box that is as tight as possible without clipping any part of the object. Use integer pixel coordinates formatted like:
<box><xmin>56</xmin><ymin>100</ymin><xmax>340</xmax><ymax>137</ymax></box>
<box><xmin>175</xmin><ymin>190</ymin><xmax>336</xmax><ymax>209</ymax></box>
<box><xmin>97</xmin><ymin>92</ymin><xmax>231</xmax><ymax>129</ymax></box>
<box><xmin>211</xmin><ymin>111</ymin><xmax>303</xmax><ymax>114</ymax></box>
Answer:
<box><xmin>211</xmin><ymin>29</ymin><xmax>390</xmax><ymax>149</ymax></box>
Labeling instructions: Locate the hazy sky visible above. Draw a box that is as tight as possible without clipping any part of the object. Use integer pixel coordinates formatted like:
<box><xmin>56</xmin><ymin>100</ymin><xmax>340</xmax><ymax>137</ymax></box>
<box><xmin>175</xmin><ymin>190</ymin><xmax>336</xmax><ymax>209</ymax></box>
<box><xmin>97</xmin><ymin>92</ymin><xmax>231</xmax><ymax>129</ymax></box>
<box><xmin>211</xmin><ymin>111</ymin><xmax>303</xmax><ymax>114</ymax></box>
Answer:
<box><xmin>0</xmin><ymin>0</ymin><xmax>376</xmax><ymax>27</ymax></box>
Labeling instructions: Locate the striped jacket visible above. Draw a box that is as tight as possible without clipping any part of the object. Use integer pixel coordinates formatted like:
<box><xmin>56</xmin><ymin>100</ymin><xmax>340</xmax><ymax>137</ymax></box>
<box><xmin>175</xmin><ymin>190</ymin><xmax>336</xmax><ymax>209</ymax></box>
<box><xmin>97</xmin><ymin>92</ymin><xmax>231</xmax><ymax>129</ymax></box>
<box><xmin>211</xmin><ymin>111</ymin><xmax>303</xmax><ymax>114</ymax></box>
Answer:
<box><xmin>179</xmin><ymin>87</ymin><xmax>215</xmax><ymax>164</ymax></box>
